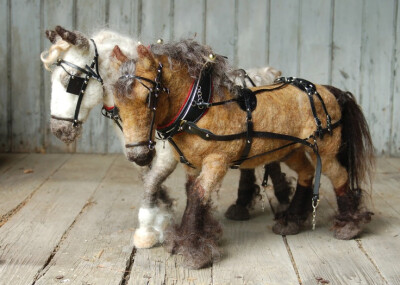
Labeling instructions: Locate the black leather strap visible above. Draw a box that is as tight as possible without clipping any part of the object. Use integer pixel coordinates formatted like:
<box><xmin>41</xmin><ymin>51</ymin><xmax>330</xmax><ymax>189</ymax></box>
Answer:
<box><xmin>157</xmin><ymin>67</ymin><xmax>213</xmax><ymax>139</ymax></box>
<box><xmin>123</xmin><ymin>63</ymin><xmax>169</xmax><ymax>150</ymax></box>
<box><xmin>54</xmin><ymin>39</ymin><xmax>103</xmax><ymax>127</ymax></box>
<box><xmin>101</xmin><ymin>106</ymin><xmax>123</xmax><ymax>131</ymax></box>
<box><xmin>167</xmin><ymin>137</ymin><xmax>195</xmax><ymax>168</ymax></box>
<box><xmin>231</xmin><ymin>88</ymin><xmax>256</xmax><ymax>168</ymax></box>
<box><xmin>275</xmin><ymin>77</ymin><xmax>333</xmax><ymax>138</ymax></box>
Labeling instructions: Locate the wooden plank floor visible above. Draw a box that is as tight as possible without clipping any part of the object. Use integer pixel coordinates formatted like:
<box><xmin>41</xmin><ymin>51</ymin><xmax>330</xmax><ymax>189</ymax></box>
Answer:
<box><xmin>0</xmin><ymin>154</ymin><xmax>399</xmax><ymax>285</ymax></box>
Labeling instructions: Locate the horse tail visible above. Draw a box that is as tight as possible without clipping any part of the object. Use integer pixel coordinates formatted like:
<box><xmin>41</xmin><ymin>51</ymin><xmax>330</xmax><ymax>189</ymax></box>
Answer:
<box><xmin>324</xmin><ymin>85</ymin><xmax>375</xmax><ymax>190</ymax></box>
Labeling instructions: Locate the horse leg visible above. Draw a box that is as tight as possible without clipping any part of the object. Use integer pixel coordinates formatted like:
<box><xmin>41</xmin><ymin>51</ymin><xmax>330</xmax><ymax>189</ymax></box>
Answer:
<box><xmin>225</xmin><ymin>169</ymin><xmax>259</xmax><ymax>220</ymax></box>
<box><xmin>266</xmin><ymin>162</ymin><xmax>292</xmax><ymax>204</ymax></box>
<box><xmin>164</xmin><ymin>154</ymin><xmax>227</xmax><ymax>269</ymax></box>
<box><xmin>321</xmin><ymin>155</ymin><xmax>373</xmax><ymax>240</ymax></box>
<box><xmin>273</xmin><ymin>150</ymin><xmax>315</xmax><ymax>235</ymax></box>
<box><xmin>134</xmin><ymin>148</ymin><xmax>178</xmax><ymax>249</ymax></box>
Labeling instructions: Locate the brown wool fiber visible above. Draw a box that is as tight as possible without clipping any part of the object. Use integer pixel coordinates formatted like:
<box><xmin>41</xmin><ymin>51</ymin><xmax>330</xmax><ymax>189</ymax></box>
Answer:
<box><xmin>111</xmin><ymin>40</ymin><xmax>375</xmax><ymax>268</ymax></box>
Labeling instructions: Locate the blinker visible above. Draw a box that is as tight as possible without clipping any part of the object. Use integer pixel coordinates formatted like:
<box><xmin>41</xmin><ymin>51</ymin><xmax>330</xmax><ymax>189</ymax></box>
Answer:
<box><xmin>66</xmin><ymin>76</ymin><xmax>86</xmax><ymax>95</ymax></box>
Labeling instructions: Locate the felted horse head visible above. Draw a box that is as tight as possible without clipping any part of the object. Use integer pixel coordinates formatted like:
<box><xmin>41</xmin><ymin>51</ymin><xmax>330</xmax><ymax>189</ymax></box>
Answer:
<box><xmin>111</xmin><ymin>40</ymin><xmax>375</xmax><ymax>269</ymax></box>
<box><xmin>41</xmin><ymin>26</ymin><xmax>138</xmax><ymax>143</ymax></box>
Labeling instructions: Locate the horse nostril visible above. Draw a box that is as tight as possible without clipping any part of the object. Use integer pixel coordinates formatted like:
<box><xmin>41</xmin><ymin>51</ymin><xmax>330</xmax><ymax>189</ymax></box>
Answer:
<box><xmin>50</xmin><ymin>118</ymin><xmax>82</xmax><ymax>144</ymax></box>
<box><xmin>126</xmin><ymin>147</ymin><xmax>155</xmax><ymax>166</ymax></box>
<box><xmin>126</xmin><ymin>152</ymin><xmax>136</xmax><ymax>162</ymax></box>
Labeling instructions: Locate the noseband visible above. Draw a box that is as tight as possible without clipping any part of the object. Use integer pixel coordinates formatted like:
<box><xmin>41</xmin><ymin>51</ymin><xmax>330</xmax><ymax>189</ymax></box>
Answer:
<box><xmin>52</xmin><ymin>39</ymin><xmax>103</xmax><ymax>127</ymax></box>
<box><xmin>122</xmin><ymin>63</ymin><xmax>169</xmax><ymax>150</ymax></box>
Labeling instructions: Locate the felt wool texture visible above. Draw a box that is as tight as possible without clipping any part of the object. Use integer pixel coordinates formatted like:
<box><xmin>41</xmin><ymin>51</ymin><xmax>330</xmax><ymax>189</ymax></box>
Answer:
<box><xmin>112</xmin><ymin>41</ymin><xmax>375</xmax><ymax>268</ymax></box>
<box><xmin>41</xmin><ymin>27</ymin><xmax>288</xmax><ymax>249</ymax></box>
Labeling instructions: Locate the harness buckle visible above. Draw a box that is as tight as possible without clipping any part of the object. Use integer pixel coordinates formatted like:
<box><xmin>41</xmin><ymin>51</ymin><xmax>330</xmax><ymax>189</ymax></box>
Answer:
<box><xmin>312</xmin><ymin>197</ymin><xmax>320</xmax><ymax>230</ymax></box>
<box><xmin>148</xmin><ymin>140</ymin><xmax>156</xmax><ymax>150</ymax></box>
<box><xmin>326</xmin><ymin>114</ymin><xmax>332</xmax><ymax>134</ymax></box>
<box><xmin>73</xmin><ymin>119</ymin><xmax>79</xmax><ymax>128</ymax></box>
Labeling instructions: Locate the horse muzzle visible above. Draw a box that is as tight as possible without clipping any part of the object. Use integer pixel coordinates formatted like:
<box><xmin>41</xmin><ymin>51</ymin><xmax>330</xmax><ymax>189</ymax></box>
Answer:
<box><xmin>50</xmin><ymin>117</ymin><xmax>82</xmax><ymax>144</ymax></box>
<box><xmin>125</xmin><ymin>145</ymin><xmax>155</xmax><ymax>166</ymax></box>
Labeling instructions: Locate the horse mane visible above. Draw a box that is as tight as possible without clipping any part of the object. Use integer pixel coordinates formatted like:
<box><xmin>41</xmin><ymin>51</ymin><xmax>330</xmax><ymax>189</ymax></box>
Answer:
<box><xmin>114</xmin><ymin>59</ymin><xmax>137</xmax><ymax>100</ymax></box>
<box><xmin>40</xmin><ymin>40</ymin><xmax>72</xmax><ymax>70</ymax></box>
<box><xmin>150</xmin><ymin>39</ymin><xmax>237</xmax><ymax>97</ymax></box>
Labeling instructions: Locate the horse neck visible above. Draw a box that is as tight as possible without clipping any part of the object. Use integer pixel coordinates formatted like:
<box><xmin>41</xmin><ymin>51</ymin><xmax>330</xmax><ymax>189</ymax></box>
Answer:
<box><xmin>155</xmin><ymin>55</ymin><xmax>195</xmax><ymax>126</ymax></box>
<box><xmin>155</xmin><ymin>55</ymin><xmax>234</xmax><ymax>127</ymax></box>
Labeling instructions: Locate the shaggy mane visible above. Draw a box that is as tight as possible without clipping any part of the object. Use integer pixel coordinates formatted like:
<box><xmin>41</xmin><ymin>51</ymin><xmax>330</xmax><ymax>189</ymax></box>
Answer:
<box><xmin>114</xmin><ymin>59</ymin><xmax>137</xmax><ymax>101</ymax></box>
<box><xmin>115</xmin><ymin>39</ymin><xmax>238</xmax><ymax>100</ymax></box>
<box><xmin>150</xmin><ymin>39</ymin><xmax>237</xmax><ymax>97</ymax></box>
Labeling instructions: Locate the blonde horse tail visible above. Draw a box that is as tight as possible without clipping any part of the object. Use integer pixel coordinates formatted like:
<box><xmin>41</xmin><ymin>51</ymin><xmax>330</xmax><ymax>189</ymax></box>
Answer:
<box><xmin>324</xmin><ymin>85</ymin><xmax>375</xmax><ymax>191</ymax></box>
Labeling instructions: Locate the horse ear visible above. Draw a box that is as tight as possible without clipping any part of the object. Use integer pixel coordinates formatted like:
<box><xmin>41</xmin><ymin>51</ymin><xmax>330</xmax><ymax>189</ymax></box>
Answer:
<box><xmin>110</xmin><ymin>45</ymin><xmax>128</xmax><ymax>67</ymax></box>
<box><xmin>266</xmin><ymin>67</ymin><xmax>281</xmax><ymax>78</ymax></box>
<box><xmin>55</xmin><ymin>26</ymin><xmax>89</xmax><ymax>50</ymax></box>
<box><xmin>137</xmin><ymin>44</ymin><xmax>152</xmax><ymax>59</ymax></box>
<box><xmin>45</xmin><ymin>30</ymin><xmax>61</xmax><ymax>44</ymax></box>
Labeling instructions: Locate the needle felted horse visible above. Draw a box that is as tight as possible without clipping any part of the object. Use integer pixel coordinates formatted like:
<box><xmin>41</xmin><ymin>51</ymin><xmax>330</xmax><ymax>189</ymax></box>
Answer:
<box><xmin>40</xmin><ymin>26</ymin><xmax>292</xmax><ymax>249</ymax></box>
<box><xmin>111</xmin><ymin>40</ymin><xmax>374</xmax><ymax>269</ymax></box>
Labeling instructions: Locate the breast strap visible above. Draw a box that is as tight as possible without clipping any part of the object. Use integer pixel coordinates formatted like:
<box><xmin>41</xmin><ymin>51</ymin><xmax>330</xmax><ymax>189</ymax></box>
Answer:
<box><xmin>157</xmin><ymin>67</ymin><xmax>213</xmax><ymax>139</ymax></box>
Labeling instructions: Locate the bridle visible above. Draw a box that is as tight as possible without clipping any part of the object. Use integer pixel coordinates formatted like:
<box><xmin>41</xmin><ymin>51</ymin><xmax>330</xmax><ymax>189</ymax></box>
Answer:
<box><xmin>121</xmin><ymin>63</ymin><xmax>169</xmax><ymax>150</ymax></box>
<box><xmin>51</xmin><ymin>39</ymin><xmax>103</xmax><ymax>127</ymax></box>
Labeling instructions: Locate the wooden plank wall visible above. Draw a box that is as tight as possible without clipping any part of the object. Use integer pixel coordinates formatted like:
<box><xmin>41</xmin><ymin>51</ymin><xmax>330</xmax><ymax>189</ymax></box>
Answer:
<box><xmin>0</xmin><ymin>0</ymin><xmax>399</xmax><ymax>156</ymax></box>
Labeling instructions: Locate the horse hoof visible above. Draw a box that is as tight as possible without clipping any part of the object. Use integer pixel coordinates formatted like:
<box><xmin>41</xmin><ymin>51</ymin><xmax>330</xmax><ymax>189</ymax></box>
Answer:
<box><xmin>272</xmin><ymin>220</ymin><xmax>300</xmax><ymax>235</ymax></box>
<box><xmin>334</xmin><ymin>221</ymin><xmax>362</xmax><ymax>240</ymax></box>
<box><xmin>224</xmin><ymin>204</ymin><xmax>250</xmax><ymax>221</ymax></box>
<box><xmin>333</xmin><ymin>210</ymin><xmax>373</xmax><ymax>240</ymax></box>
<box><xmin>133</xmin><ymin>228</ymin><xmax>160</xmax><ymax>249</ymax></box>
<box><xmin>180</xmin><ymin>235</ymin><xmax>221</xmax><ymax>269</ymax></box>
<box><xmin>164</xmin><ymin>225</ymin><xmax>222</xmax><ymax>268</ymax></box>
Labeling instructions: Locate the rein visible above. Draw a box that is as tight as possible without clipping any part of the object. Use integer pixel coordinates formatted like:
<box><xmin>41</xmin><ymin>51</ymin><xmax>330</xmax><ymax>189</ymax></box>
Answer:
<box><xmin>52</xmin><ymin>39</ymin><xmax>103</xmax><ymax>127</ymax></box>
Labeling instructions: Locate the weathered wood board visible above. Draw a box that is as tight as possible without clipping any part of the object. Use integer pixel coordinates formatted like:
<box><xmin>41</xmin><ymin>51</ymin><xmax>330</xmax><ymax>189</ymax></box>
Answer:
<box><xmin>174</xmin><ymin>0</ymin><xmax>204</xmax><ymax>42</ymax></box>
<box><xmin>297</xmin><ymin>0</ymin><xmax>332</xmax><ymax>83</ymax></box>
<box><xmin>0</xmin><ymin>0</ymin><xmax>9</xmax><ymax>151</ymax></box>
<box><xmin>0</xmin><ymin>154</ymin><xmax>114</xmax><ymax>284</ymax></box>
<box><xmin>10</xmin><ymin>0</ymin><xmax>42</xmax><ymax>152</ymax></box>
<box><xmin>331</xmin><ymin>0</ymin><xmax>363</xmax><ymax>100</ymax></box>
<box><xmin>140</xmin><ymin>0</ymin><xmax>172</xmax><ymax>44</ymax></box>
<box><xmin>34</xmin><ymin>156</ymin><xmax>142</xmax><ymax>284</ymax></box>
<box><xmin>212</xmin><ymin>195</ymin><xmax>299</xmax><ymax>284</ymax></box>
<box><xmin>206</xmin><ymin>0</ymin><xmax>236</xmax><ymax>63</ymax></box>
<box><xmin>269</xmin><ymin>0</ymin><xmax>300</xmax><ymax>76</ymax></box>
<box><xmin>391</xmin><ymin>1</ymin><xmax>400</xmax><ymax>156</ymax></box>
<box><xmin>359</xmin><ymin>0</ymin><xmax>397</xmax><ymax>155</ymax></box>
<box><xmin>0</xmin><ymin>155</ymin><xmax>399</xmax><ymax>284</ymax></box>
<box><xmin>237</xmin><ymin>0</ymin><xmax>269</xmax><ymax>69</ymax></box>
<box><xmin>0</xmin><ymin>154</ymin><xmax>68</xmax><ymax>218</ymax></box>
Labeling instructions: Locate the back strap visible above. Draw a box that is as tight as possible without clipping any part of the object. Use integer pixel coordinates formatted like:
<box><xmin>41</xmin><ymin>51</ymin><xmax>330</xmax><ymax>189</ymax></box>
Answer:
<box><xmin>275</xmin><ymin>77</ymin><xmax>333</xmax><ymax>137</ymax></box>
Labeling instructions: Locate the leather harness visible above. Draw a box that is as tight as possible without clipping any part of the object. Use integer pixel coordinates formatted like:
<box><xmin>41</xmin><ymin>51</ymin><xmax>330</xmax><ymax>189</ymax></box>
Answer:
<box><xmin>54</xmin><ymin>44</ymin><xmax>340</xmax><ymax>206</ymax></box>
<box><xmin>52</xmin><ymin>39</ymin><xmax>103</xmax><ymax>127</ymax></box>
<box><xmin>118</xmin><ymin>64</ymin><xmax>342</xmax><ymax>205</ymax></box>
